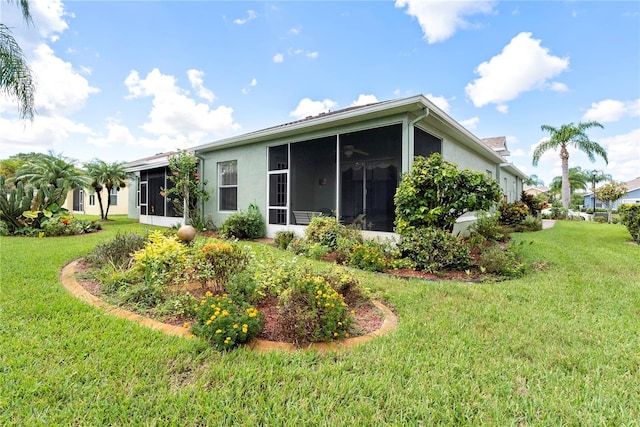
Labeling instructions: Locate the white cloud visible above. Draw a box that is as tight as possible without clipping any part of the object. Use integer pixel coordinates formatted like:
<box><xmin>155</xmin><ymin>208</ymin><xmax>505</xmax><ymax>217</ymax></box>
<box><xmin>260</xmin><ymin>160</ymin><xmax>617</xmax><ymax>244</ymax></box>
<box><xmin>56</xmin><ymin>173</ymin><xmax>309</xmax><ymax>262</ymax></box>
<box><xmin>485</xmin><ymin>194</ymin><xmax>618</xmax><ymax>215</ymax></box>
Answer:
<box><xmin>187</xmin><ymin>69</ymin><xmax>215</xmax><ymax>102</ymax></box>
<box><xmin>124</xmin><ymin>68</ymin><xmax>240</xmax><ymax>138</ymax></box>
<box><xmin>289</xmin><ymin>27</ymin><xmax>301</xmax><ymax>35</ymax></box>
<box><xmin>465</xmin><ymin>32</ymin><xmax>569</xmax><ymax>112</ymax></box>
<box><xmin>425</xmin><ymin>93</ymin><xmax>450</xmax><ymax>112</ymax></box>
<box><xmin>234</xmin><ymin>10</ymin><xmax>257</xmax><ymax>25</ymax></box>
<box><xmin>350</xmin><ymin>94</ymin><xmax>379</xmax><ymax>107</ymax></box>
<box><xmin>16</xmin><ymin>43</ymin><xmax>99</xmax><ymax>115</ymax></box>
<box><xmin>460</xmin><ymin>116</ymin><xmax>479</xmax><ymax>129</ymax></box>
<box><xmin>582</xmin><ymin>99</ymin><xmax>640</xmax><ymax>123</ymax></box>
<box><xmin>306</xmin><ymin>51</ymin><xmax>319</xmax><ymax>59</ymax></box>
<box><xmin>395</xmin><ymin>0</ymin><xmax>496</xmax><ymax>44</ymax></box>
<box><xmin>290</xmin><ymin>98</ymin><xmax>337</xmax><ymax>119</ymax></box>
<box><xmin>598</xmin><ymin>128</ymin><xmax>640</xmax><ymax>182</ymax></box>
<box><xmin>250</xmin><ymin>78</ymin><xmax>257</xmax><ymax>87</ymax></box>
<box><xmin>86</xmin><ymin>119</ymin><xmax>193</xmax><ymax>154</ymax></box>
<box><xmin>273</xmin><ymin>53</ymin><xmax>284</xmax><ymax>63</ymax></box>
<box><xmin>549</xmin><ymin>81</ymin><xmax>568</xmax><ymax>92</ymax></box>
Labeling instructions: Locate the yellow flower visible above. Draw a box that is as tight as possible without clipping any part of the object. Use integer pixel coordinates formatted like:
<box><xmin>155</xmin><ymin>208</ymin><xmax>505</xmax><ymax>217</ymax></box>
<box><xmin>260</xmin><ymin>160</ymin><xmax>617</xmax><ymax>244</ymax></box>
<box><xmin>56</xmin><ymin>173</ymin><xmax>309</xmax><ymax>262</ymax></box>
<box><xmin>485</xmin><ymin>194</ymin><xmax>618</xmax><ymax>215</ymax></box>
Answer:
<box><xmin>333</xmin><ymin>332</ymin><xmax>338</xmax><ymax>337</ymax></box>
<box><xmin>345</xmin><ymin>333</ymin><xmax>350</xmax><ymax>338</ymax></box>
<box><xmin>233</xmin><ymin>324</ymin><xmax>238</xmax><ymax>329</ymax></box>
<box><xmin>338</xmin><ymin>322</ymin><xmax>342</xmax><ymax>326</ymax></box>
<box><xmin>183</xmin><ymin>322</ymin><xmax>190</xmax><ymax>328</ymax></box>
<box><xmin>215</xmin><ymin>329</ymin><xmax>222</xmax><ymax>334</ymax></box>
<box><xmin>206</xmin><ymin>320</ymin><xmax>212</xmax><ymax>326</ymax></box>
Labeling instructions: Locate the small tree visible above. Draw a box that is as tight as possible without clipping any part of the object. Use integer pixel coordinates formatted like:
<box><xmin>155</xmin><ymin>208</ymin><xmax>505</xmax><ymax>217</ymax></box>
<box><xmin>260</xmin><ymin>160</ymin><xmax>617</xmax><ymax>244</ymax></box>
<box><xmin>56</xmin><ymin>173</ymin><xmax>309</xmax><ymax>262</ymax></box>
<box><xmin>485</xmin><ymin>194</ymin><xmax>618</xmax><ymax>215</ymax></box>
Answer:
<box><xmin>595</xmin><ymin>181</ymin><xmax>628</xmax><ymax>223</ymax></box>
<box><xmin>394</xmin><ymin>154</ymin><xmax>503</xmax><ymax>234</ymax></box>
<box><xmin>163</xmin><ymin>150</ymin><xmax>210</xmax><ymax>227</ymax></box>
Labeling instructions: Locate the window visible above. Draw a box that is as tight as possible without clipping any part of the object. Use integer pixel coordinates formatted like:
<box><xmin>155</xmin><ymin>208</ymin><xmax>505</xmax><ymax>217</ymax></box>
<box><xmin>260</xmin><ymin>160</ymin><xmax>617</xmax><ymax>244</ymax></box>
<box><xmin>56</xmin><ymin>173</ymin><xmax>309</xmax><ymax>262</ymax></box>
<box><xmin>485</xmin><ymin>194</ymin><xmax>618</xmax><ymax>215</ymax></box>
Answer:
<box><xmin>89</xmin><ymin>194</ymin><xmax>96</xmax><ymax>206</ymax></box>
<box><xmin>486</xmin><ymin>170</ymin><xmax>492</xmax><ymax>179</ymax></box>
<box><xmin>218</xmin><ymin>161</ymin><xmax>238</xmax><ymax>211</ymax></box>
<box><xmin>268</xmin><ymin>146</ymin><xmax>289</xmax><ymax>225</ymax></box>
<box><xmin>109</xmin><ymin>188</ymin><xmax>118</xmax><ymax>205</ymax></box>
<box><xmin>414</xmin><ymin>127</ymin><xmax>442</xmax><ymax>158</ymax></box>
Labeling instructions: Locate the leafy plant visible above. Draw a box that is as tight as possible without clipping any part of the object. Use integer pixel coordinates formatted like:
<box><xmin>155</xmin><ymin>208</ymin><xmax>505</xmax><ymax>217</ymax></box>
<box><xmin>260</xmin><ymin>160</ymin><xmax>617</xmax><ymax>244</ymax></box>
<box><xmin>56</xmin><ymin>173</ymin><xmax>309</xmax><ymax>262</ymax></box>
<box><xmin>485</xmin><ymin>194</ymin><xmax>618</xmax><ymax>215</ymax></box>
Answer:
<box><xmin>394</xmin><ymin>154</ymin><xmax>502</xmax><ymax>234</ymax></box>
<box><xmin>277</xmin><ymin>272</ymin><xmax>353</xmax><ymax>345</ymax></box>
<box><xmin>349</xmin><ymin>240</ymin><xmax>387</xmax><ymax>272</ymax></box>
<box><xmin>191</xmin><ymin>292</ymin><xmax>263</xmax><ymax>351</ymax></box>
<box><xmin>477</xmin><ymin>242</ymin><xmax>527</xmax><ymax>278</ymax></box>
<box><xmin>468</xmin><ymin>213</ymin><xmax>507</xmax><ymax>242</ymax></box>
<box><xmin>131</xmin><ymin>231</ymin><xmax>188</xmax><ymax>285</ymax></box>
<box><xmin>619</xmin><ymin>204</ymin><xmax>640</xmax><ymax>243</ymax></box>
<box><xmin>397</xmin><ymin>227</ymin><xmax>471</xmax><ymax>273</ymax></box>
<box><xmin>85</xmin><ymin>232</ymin><xmax>147</xmax><ymax>269</ymax></box>
<box><xmin>595</xmin><ymin>181</ymin><xmax>628</xmax><ymax>223</ymax></box>
<box><xmin>498</xmin><ymin>201</ymin><xmax>529</xmax><ymax>226</ymax></box>
<box><xmin>220</xmin><ymin>203</ymin><xmax>266</xmax><ymax>239</ymax></box>
<box><xmin>163</xmin><ymin>150</ymin><xmax>211</xmax><ymax>228</ymax></box>
<box><xmin>192</xmin><ymin>239</ymin><xmax>250</xmax><ymax>291</ymax></box>
<box><xmin>273</xmin><ymin>230</ymin><xmax>295</xmax><ymax>250</ymax></box>
<box><xmin>304</xmin><ymin>216</ymin><xmax>344</xmax><ymax>251</ymax></box>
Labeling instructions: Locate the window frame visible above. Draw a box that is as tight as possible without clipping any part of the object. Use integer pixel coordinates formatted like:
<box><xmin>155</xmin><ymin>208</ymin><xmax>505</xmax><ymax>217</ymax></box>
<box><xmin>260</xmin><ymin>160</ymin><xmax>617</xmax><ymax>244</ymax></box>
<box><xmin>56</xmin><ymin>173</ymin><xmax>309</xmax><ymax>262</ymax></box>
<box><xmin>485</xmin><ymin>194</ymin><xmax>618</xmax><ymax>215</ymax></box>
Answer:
<box><xmin>218</xmin><ymin>160</ymin><xmax>238</xmax><ymax>212</ymax></box>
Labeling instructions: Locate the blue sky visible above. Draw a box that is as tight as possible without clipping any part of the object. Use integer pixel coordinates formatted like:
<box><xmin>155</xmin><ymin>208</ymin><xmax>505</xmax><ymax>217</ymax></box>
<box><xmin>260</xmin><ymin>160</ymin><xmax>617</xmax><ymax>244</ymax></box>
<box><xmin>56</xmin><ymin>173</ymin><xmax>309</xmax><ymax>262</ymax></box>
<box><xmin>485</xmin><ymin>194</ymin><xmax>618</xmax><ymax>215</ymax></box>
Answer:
<box><xmin>1</xmin><ymin>0</ymin><xmax>639</xmax><ymax>185</ymax></box>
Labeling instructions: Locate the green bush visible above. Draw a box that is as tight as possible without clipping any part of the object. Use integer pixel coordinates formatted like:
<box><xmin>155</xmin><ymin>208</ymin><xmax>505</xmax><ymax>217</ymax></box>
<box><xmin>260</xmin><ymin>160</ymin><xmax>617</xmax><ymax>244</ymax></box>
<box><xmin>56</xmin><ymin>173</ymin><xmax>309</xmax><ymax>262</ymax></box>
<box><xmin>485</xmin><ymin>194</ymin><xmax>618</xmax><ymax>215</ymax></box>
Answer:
<box><xmin>220</xmin><ymin>203</ymin><xmax>265</xmax><ymax>239</ymax></box>
<box><xmin>349</xmin><ymin>240</ymin><xmax>387</xmax><ymax>272</ymax></box>
<box><xmin>131</xmin><ymin>231</ymin><xmax>188</xmax><ymax>285</ymax></box>
<box><xmin>468</xmin><ymin>213</ymin><xmax>507</xmax><ymax>242</ymax></box>
<box><xmin>520</xmin><ymin>191</ymin><xmax>544</xmax><ymax>216</ymax></box>
<box><xmin>85</xmin><ymin>232</ymin><xmax>146</xmax><ymax>269</ymax></box>
<box><xmin>498</xmin><ymin>201</ymin><xmax>529</xmax><ymax>226</ymax></box>
<box><xmin>397</xmin><ymin>227</ymin><xmax>471</xmax><ymax>273</ymax></box>
<box><xmin>619</xmin><ymin>204</ymin><xmax>640</xmax><ymax>243</ymax></box>
<box><xmin>514</xmin><ymin>215</ymin><xmax>542</xmax><ymax>232</ymax></box>
<box><xmin>477</xmin><ymin>243</ymin><xmax>527</xmax><ymax>278</ymax></box>
<box><xmin>0</xmin><ymin>220</ymin><xmax>9</xmax><ymax>236</ymax></box>
<box><xmin>273</xmin><ymin>230</ymin><xmax>295</xmax><ymax>250</ymax></box>
<box><xmin>277</xmin><ymin>272</ymin><xmax>353</xmax><ymax>345</ymax></box>
<box><xmin>191</xmin><ymin>293</ymin><xmax>263</xmax><ymax>351</ymax></box>
<box><xmin>304</xmin><ymin>216</ymin><xmax>344</xmax><ymax>251</ymax></box>
<box><xmin>192</xmin><ymin>239</ymin><xmax>250</xmax><ymax>291</ymax></box>
<box><xmin>394</xmin><ymin>154</ymin><xmax>502</xmax><ymax>233</ymax></box>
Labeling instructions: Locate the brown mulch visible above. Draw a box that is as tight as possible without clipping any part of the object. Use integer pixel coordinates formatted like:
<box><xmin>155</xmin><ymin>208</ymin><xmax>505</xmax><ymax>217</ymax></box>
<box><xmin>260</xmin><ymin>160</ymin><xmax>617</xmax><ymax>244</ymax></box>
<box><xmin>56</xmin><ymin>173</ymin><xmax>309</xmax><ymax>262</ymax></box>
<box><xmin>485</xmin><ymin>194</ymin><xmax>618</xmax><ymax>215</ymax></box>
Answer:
<box><xmin>73</xmin><ymin>261</ymin><xmax>385</xmax><ymax>343</ymax></box>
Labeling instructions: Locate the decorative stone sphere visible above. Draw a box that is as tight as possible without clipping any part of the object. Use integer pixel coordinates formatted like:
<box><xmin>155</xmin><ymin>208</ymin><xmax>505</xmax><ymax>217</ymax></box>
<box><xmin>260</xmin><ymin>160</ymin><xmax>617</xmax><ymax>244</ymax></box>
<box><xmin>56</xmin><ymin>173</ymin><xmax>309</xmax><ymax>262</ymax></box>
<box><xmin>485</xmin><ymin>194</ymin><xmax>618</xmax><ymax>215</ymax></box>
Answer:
<box><xmin>176</xmin><ymin>225</ymin><xmax>196</xmax><ymax>242</ymax></box>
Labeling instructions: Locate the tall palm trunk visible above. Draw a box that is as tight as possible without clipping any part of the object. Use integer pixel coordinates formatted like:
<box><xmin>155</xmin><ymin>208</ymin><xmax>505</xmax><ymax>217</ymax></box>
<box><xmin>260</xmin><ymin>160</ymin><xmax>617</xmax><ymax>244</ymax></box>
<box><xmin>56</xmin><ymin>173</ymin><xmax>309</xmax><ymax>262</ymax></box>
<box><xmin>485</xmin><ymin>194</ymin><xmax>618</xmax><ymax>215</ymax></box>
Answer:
<box><xmin>560</xmin><ymin>144</ymin><xmax>571</xmax><ymax>208</ymax></box>
<box><xmin>104</xmin><ymin>185</ymin><xmax>112</xmax><ymax>220</ymax></box>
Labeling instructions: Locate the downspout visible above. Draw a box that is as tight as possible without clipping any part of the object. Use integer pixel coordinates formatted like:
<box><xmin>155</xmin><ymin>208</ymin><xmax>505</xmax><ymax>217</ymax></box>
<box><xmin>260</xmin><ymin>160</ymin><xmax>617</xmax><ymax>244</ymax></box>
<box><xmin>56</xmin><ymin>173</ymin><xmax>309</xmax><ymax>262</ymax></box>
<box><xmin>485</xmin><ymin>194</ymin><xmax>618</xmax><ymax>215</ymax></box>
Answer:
<box><xmin>195</xmin><ymin>152</ymin><xmax>206</xmax><ymax>225</ymax></box>
<box><xmin>407</xmin><ymin>107</ymin><xmax>429</xmax><ymax>170</ymax></box>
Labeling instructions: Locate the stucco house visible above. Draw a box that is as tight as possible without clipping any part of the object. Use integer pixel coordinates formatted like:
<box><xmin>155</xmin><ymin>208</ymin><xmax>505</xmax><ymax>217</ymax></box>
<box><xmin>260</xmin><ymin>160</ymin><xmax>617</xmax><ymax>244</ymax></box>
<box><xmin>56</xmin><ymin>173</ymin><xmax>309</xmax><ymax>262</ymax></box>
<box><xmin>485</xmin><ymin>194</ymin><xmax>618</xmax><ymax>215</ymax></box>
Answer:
<box><xmin>126</xmin><ymin>95</ymin><xmax>528</xmax><ymax>237</ymax></box>
<box><xmin>63</xmin><ymin>185</ymin><xmax>129</xmax><ymax>217</ymax></box>
<box><xmin>583</xmin><ymin>177</ymin><xmax>640</xmax><ymax>211</ymax></box>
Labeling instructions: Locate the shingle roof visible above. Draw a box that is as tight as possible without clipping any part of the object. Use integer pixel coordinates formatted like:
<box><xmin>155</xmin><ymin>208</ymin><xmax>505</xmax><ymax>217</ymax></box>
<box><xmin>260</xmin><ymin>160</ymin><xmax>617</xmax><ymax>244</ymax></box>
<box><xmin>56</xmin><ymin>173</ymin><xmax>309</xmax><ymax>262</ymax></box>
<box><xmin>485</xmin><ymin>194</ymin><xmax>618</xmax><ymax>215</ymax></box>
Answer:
<box><xmin>624</xmin><ymin>177</ymin><xmax>640</xmax><ymax>191</ymax></box>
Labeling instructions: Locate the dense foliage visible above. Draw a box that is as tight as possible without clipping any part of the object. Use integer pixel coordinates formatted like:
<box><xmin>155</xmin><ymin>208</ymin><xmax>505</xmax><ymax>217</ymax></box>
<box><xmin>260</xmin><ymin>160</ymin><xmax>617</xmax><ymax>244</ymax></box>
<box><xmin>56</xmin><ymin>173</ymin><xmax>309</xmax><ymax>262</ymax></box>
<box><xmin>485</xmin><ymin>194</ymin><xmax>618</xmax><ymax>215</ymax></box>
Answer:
<box><xmin>220</xmin><ymin>203</ymin><xmax>266</xmax><ymax>239</ymax></box>
<box><xmin>394</xmin><ymin>154</ymin><xmax>502</xmax><ymax>233</ymax></box>
<box><xmin>619</xmin><ymin>204</ymin><xmax>640</xmax><ymax>243</ymax></box>
<box><xmin>163</xmin><ymin>150</ymin><xmax>210</xmax><ymax>229</ymax></box>
<box><xmin>595</xmin><ymin>181</ymin><xmax>628</xmax><ymax>223</ymax></box>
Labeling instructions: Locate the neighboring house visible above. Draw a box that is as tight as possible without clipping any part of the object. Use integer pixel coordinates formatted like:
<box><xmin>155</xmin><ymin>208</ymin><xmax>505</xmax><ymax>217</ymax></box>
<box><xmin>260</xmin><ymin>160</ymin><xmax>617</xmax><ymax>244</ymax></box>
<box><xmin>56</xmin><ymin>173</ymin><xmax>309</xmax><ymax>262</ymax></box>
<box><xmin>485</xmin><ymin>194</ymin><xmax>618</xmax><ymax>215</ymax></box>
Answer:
<box><xmin>523</xmin><ymin>186</ymin><xmax>549</xmax><ymax>198</ymax></box>
<box><xmin>62</xmin><ymin>185</ymin><xmax>130</xmax><ymax>216</ymax></box>
<box><xmin>126</xmin><ymin>95</ymin><xmax>528</xmax><ymax>237</ymax></box>
<box><xmin>583</xmin><ymin>177</ymin><xmax>640</xmax><ymax>210</ymax></box>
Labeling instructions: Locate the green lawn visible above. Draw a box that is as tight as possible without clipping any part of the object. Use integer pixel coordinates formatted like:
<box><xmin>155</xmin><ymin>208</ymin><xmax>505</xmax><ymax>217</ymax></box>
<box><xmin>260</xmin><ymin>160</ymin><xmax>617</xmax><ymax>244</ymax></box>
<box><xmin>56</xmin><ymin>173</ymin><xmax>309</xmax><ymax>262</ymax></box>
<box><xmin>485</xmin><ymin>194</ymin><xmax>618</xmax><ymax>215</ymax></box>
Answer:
<box><xmin>1</xmin><ymin>218</ymin><xmax>638</xmax><ymax>425</ymax></box>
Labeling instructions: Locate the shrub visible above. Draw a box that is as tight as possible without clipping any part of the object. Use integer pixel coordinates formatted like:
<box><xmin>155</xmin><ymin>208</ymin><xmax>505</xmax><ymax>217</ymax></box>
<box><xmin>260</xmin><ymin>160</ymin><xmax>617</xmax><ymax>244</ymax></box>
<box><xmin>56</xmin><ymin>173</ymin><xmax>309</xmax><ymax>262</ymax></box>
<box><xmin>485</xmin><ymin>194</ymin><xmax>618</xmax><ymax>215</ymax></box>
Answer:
<box><xmin>85</xmin><ymin>232</ymin><xmax>146</xmax><ymax>269</ymax></box>
<box><xmin>0</xmin><ymin>221</ymin><xmax>8</xmax><ymax>236</ymax></box>
<box><xmin>498</xmin><ymin>201</ymin><xmax>529</xmax><ymax>226</ymax></box>
<box><xmin>619</xmin><ymin>204</ymin><xmax>640</xmax><ymax>243</ymax></box>
<box><xmin>131</xmin><ymin>231</ymin><xmax>188</xmax><ymax>285</ymax></box>
<box><xmin>513</xmin><ymin>215</ymin><xmax>542</xmax><ymax>232</ymax></box>
<box><xmin>92</xmin><ymin>263</ymin><xmax>137</xmax><ymax>294</ymax></box>
<box><xmin>220</xmin><ymin>203</ymin><xmax>265</xmax><ymax>239</ymax></box>
<box><xmin>273</xmin><ymin>230</ymin><xmax>295</xmax><ymax>250</ymax></box>
<box><xmin>397</xmin><ymin>227</ymin><xmax>471</xmax><ymax>273</ymax></box>
<box><xmin>394</xmin><ymin>154</ymin><xmax>502</xmax><ymax>233</ymax></box>
<box><xmin>253</xmin><ymin>256</ymin><xmax>303</xmax><ymax>299</ymax></box>
<box><xmin>305</xmin><ymin>216</ymin><xmax>343</xmax><ymax>251</ymax></box>
<box><xmin>277</xmin><ymin>272</ymin><xmax>353</xmax><ymax>345</ymax></box>
<box><xmin>319</xmin><ymin>265</ymin><xmax>370</xmax><ymax>307</ymax></box>
<box><xmin>191</xmin><ymin>293</ymin><xmax>263</xmax><ymax>351</ymax></box>
<box><xmin>349</xmin><ymin>240</ymin><xmax>387</xmax><ymax>272</ymax></box>
<box><xmin>468</xmin><ymin>213</ymin><xmax>507</xmax><ymax>242</ymax></box>
<box><xmin>520</xmin><ymin>191</ymin><xmax>544</xmax><ymax>216</ymax></box>
<box><xmin>477</xmin><ymin>242</ymin><xmax>527</xmax><ymax>278</ymax></box>
<box><xmin>192</xmin><ymin>239</ymin><xmax>250</xmax><ymax>291</ymax></box>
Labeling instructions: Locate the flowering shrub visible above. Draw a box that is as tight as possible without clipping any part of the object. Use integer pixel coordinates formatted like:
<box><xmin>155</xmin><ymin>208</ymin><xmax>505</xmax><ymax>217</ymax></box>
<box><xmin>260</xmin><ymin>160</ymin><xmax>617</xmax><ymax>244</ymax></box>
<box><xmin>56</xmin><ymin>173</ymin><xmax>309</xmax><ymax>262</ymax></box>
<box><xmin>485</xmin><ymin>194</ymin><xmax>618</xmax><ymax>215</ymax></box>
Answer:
<box><xmin>191</xmin><ymin>292</ymin><xmax>263</xmax><ymax>350</ymax></box>
<box><xmin>498</xmin><ymin>201</ymin><xmax>530</xmax><ymax>226</ymax></box>
<box><xmin>220</xmin><ymin>203</ymin><xmax>265</xmax><ymax>239</ymax></box>
<box><xmin>192</xmin><ymin>239</ymin><xmax>250</xmax><ymax>291</ymax></box>
<box><xmin>132</xmin><ymin>231</ymin><xmax>188</xmax><ymax>284</ymax></box>
<box><xmin>277</xmin><ymin>273</ymin><xmax>353</xmax><ymax>345</ymax></box>
<box><xmin>253</xmin><ymin>256</ymin><xmax>302</xmax><ymax>299</ymax></box>
<box><xmin>349</xmin><ymin>240</ymin><xmax>387</xmax><ymax>272</ymax></box>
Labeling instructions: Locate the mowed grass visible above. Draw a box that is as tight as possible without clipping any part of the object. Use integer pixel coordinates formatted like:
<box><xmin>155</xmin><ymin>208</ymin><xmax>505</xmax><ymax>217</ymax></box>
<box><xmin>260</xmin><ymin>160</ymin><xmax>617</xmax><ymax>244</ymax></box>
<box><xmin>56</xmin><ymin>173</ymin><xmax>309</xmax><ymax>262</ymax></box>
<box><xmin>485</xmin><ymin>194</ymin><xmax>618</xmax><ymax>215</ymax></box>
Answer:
<box><xmin>1</xmin><ymin>217</ymin><xmax>638</xmax><ymax>425</ymax></box>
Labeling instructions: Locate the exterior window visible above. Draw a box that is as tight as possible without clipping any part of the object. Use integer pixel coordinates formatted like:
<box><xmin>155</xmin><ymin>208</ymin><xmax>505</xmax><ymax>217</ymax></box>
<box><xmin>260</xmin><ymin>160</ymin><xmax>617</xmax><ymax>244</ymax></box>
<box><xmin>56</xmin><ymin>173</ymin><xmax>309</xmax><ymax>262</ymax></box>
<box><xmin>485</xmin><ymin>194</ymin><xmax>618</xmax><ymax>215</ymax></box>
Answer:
<box><xmin>486</xmin><ymin>170</ymin><xmax>492</xmax><ymax>179</ymax></box>
<box><xmin>109</xmin><ymin>188</ymin><xmax>118</xmax><ymax>205</ymax></box>
<box><xmin>219</xmin><ymin>161</ymin><xmax>238</xmax><ymax>211</ymax></box>
<box><xmin>414</xmin><ymin>127</ymin><xmax>442</xmax><ymax>158</ymax></box>
<box><xmin>268</xmin><ymin>145</ymin><xmax>289</xmax><ymax>225</ymax></box>
<box><xmin>89</xmin><ymin>194</ymin><xmax>95</xmax><ymax>206</ymax></box>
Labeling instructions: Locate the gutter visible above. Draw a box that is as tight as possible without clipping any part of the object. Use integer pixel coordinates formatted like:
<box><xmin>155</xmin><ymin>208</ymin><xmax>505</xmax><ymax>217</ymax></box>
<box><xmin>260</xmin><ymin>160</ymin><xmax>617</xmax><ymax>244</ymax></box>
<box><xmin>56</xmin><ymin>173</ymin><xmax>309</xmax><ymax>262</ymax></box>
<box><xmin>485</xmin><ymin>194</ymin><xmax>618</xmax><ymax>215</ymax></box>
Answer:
<box><xmin>407</xmin><ymin>107</ymin><xmax>429</xmax><ymax>169</ymax></box>
<box><xmin>194</xmin><ymin>152</ymin><xmax>207</xmax><ymax>223</ymax></box>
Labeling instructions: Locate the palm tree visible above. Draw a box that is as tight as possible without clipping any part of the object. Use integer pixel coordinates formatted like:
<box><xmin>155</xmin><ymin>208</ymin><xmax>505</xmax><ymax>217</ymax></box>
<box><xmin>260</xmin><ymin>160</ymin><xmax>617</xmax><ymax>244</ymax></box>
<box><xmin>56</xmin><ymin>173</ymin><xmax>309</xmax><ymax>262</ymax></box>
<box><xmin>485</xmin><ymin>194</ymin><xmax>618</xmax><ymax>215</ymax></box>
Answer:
<box><xmin>1</xmin><ymin>0</ymin><xmax>36</xmax><ymax>120</ymax></box>
<box><xmin>548</xmin><ymin>166</ymin><xmax>591</xmax><ymax>195</ymax></box>
<box><xmin>85</xmin><ymin>160</ymin><xmax>130</xmax><ymax>220</ymax></box>
<box><xmin>14</xmin><ymin>152</ymin><xmax>90</xmax><ymax>208</ymax></box>
<box><xmin>524</xmin><ymin>174</ymin><xmax>544</xmax><ymax>187</ymax></box>
<box><xmin>532</xmin><ymin>121</ymin><xmax>607</xmax><ymax>208</ymax></box>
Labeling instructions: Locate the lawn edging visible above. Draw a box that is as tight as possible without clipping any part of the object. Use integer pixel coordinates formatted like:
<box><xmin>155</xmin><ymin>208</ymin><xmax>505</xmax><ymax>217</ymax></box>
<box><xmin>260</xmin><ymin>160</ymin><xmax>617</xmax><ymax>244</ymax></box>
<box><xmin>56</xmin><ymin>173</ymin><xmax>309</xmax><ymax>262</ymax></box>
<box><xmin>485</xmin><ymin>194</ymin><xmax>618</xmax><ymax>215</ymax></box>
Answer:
<box><xmin>60</xmin><ymin>260</ymin><xmax>398</xmax><ymax>353</ymax></box>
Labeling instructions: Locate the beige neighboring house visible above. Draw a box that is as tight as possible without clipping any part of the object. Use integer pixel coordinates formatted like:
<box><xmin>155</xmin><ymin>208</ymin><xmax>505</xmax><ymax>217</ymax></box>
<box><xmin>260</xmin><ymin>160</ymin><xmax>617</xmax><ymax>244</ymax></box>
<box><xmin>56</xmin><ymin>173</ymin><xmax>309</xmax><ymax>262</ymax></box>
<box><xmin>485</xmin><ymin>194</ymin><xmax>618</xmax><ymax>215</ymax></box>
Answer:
<box><xmin>523</xmin><ymin>186</ymin><xmax>549</xmax><ymax>197</ymax></box>
<box><xmin>62</xmin><ymin>186</ymin><xmax>130</xmax><ymax>216</ymax></box>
